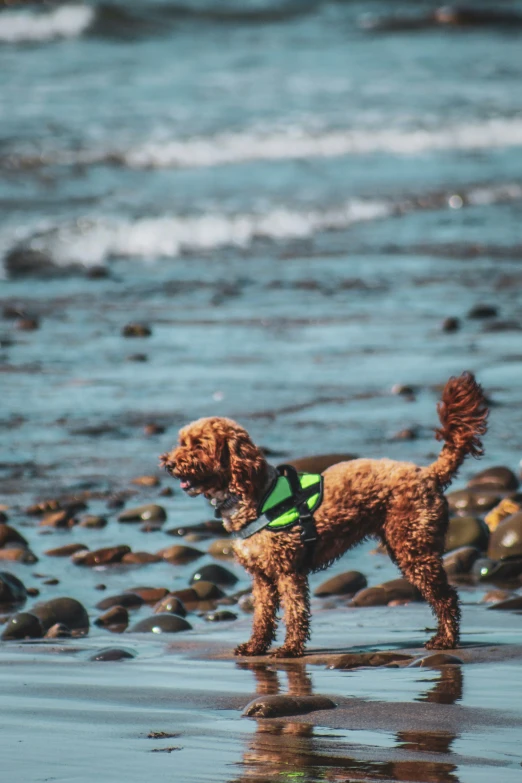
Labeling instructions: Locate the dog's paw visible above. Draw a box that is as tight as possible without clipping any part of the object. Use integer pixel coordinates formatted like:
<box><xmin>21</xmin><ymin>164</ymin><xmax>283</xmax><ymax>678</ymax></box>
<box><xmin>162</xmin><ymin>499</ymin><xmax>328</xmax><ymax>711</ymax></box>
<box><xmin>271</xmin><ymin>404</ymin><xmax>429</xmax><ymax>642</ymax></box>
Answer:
<box><xmin>425</xmin><ymin>634</ymin><xmax>456</xmax><ymax>650</ymax></box>
<box><xmin>269</xmin><ymin>645</ymin><xmax>303</xmax><ymax>659</ymax></box>
<box><xmin>234</xmin><ymin>642</ymin><xmax>266</xmax><ymax>657</ymax></box>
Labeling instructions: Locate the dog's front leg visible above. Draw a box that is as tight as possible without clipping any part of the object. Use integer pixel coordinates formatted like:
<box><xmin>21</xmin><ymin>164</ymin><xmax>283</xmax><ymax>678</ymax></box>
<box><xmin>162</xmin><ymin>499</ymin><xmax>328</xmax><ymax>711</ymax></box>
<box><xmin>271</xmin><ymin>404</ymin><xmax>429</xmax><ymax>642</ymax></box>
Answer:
<box><xmin>235</xmin><ymin>571</ymin><xmax>279</xmax><ymax>656</ymax></box>
<box><xmin>270</xmin><ymin>572</ymin><xmax>310</xmax><ymax>658</ymax></box>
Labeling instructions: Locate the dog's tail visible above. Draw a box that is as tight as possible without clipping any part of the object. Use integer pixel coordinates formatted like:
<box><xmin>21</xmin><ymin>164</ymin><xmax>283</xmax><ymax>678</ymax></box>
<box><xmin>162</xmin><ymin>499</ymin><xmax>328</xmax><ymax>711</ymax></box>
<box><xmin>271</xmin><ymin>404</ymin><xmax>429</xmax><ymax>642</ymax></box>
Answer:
<box><xmin>428</xmin><ymin>371</ymin><xmax>489</xmax><ymax>489</ymax></box>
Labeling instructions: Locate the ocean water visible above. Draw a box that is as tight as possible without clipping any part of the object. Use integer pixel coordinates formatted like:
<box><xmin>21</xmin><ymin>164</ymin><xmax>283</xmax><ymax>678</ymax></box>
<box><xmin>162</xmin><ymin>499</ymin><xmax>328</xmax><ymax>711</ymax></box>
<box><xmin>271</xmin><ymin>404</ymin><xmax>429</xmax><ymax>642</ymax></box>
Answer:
<box><xmin>1</xmin><ymin>3</ymin><xmax>522</xmax><ymax>781</ymax></box>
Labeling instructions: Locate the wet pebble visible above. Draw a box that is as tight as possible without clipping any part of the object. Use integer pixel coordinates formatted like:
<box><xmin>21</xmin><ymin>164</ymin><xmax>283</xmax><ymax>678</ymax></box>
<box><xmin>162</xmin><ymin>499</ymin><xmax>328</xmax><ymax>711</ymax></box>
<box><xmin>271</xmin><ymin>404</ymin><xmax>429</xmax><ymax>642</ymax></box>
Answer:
<box><xmin>473</xmin><ymin>557</ymin><xmax>522</xmax><ymax>582</ymax></box>
<box><xmin>32</xmin><ymin>597</ymin><xmax>89</xmax><ymax>633</ymax></box>
<box><xmin>1</xmin><ymin>612</ymin><xmax>44</xmax><ymax>640</ymax></box>
<box><xmin>190</xmin><ymin>564</ymin><xmax>238</xmax><ymax>587</ymax></box>
<box><xmin>488</xmin><ymin>512</ymin><xmax>522</xmax><ymax>560</ymax></box>
<box><xmin>0</xmin><ymin>572</ymin><xmax>27</xmax><ymax>607</ymax></box>
<box><xmin>329</xmin><ymin>652</ymin><xmax>413</xmax><ymax>669</ymax></box>
<box><xmin>350</xmin><ymin>586</ymin><xmax>387</xmax><ymax>607</ymax></box>
<box><xmin>78</xmin><ymin>515</ymin><xmax>107</xmax><ymax>529</ymax></box>
<box><xmin>450</xmin><ymin>488</ymin><xmax>503</xmax><ymax>514</ymax></box>
<box><xmin>43</xmin><ymin>578</ymin><xmax>60</xmax><ymax>586</ymax></box>
<box><xmin>16</xmin><ymin>317</ymin><xmax>39</xmax><ymax>331</ymax></box>
<box><xmin>95</xmin><ymin>606</ymin><xmax>129</xmax><ymax>629</ymax></box>
<box><xmin>131</xmin><ymin>475</ymin><xmax>160</xmax><ymax>487</ymax></box>
<box><xmin>242</xmin><ymin>695</ymin><xmax>336</xmax><ymax>719</ymax></box>
<box><xmin>487</xmin><ymin>595</ymin><xmax>522</xmax><ymax>611</ymax></box>
<box><xmin>0</xmin><ymin>547</ymin><xmax>38</xmax><ymax>564</ymax></box>
<box><xmin>154</xmin><ymin>596</ymin><xmax>187</xmax><ymax>617</ymax></box>
<box><xmin>441</xmin><ymin>316</ymin><xmax>460</xmax><ymax>333</ymax></box>
<box><xmin>121</xmin><ymin>552</ymin><xmax>162</xmax><ymax>564</ymax></box>
<box><xmin>122</xmin><ymin>323</ymin><xmax>151</xmax><ymax>338</ymax></box>
<box><xmin>314</xmin><ymin>570</ymin><xmax>367</xmax><ymax>597</ymax></box>
<box><xmin>409</xmin><ymin>654</ymin><xmax>463</xmax><ymax>668</ymax></box>
<box><xmin>130</xmin><ymin>614</ymin><xmax>192</xmax><ymax>634</ymax></box>
<box><xmin>0</xmin><ymin>523</ymin><xmax>28</xmax><ymax>549</ymax></box>
<box><xmin>381</xmin><ymin>577</ymin><xmax>421</xmax><ymax>603</ymax></box>
<box><xmin>445</xmin><ymin>516</ymin><xmax>489</xmax><ymax>552</ymax></box>
<box><xmin>288</xmin><ymin>454</ymin><xmax>356</xmax><ymax>473</ymax></box>
<box><xmin>89</xmin><ymin>647</ymin><xmax>136</xmax><ymax>661</ymax></box>
<box><xmin>72</xmin><ymin>545</ymin><xmax>131</xmax><ymax>566</ymax></box>
<box><xmin>45</xmin><ymin>623</ymin><xmax>72</xmax><ymax>639</ymax></box>
<box><xmin>143</xmin><ymin>423</ymin><xmax>165</xmax><ymax>436</ymax></box>
<box><xmin>159</xmin><ymin>487</ymin><xmax>173</xmax><ymax>497</ymax></box>
<box><xmin>443</xmin><ymin>546</ymin><xmax>482</xmax><ymax>577</ymax></box>
<box><xmin>158</xmin><ymin>545</ymin><xmax>204</xmax><ymax>564</ymax></box>
<box><xmin>118</xmin><ymin>504</ymin><xmax>166</xmax><ymax>524</ymax></box>
<box><xmin>96</xmin><ymin>593</ymin><xmax>144</xmax><ymax>610</ymax></box>
<box><xmin>480</xmin><ymin>589</ymin><xmax>514</xmax><ymax>604</ymax></box>
<box><xmin>468</xmin><ymin>303</ymin><xmax>498</xmax><ymax>319</ymax></box>
<box><xmin>207</xmin><ymin>539</ymin><xmax>235</xmax><ymax>559</ymax></box>
<box><xmin>39</xmin><ymin>510</ymin><xmax>77</xmax><ymax>528</ymax></box>
<box><xmin>129</xmin><ymin>587</ymin><xmax>168</xmax><ymax>603</ymax></box>
<box><xmin>192</xmin><ymin>581</ymin><xmax>225</xmax><ymax>600</ymax></box>
<box><xmin>238</xmin><ymin>594</ymin><xmax>254</xmax><ymax>613</ymax></box>
<box><xmin>166</xmin><ymin>520</ymin><xmax>225</xmax><ymax>537</ymax></box>
<box><xmin>203</xmin><ymin>610</ymin><xmax>237</xmax><ymax>622</ymax></box>
<box><xmin>468</xmin><ymin>466</ymin><xmax>519</xmax><ymax>492</ymax></box>
<box><xmin>44</xmin><ymin>543</ymin><xmax>88</xmax><ymax>557</ymax></box>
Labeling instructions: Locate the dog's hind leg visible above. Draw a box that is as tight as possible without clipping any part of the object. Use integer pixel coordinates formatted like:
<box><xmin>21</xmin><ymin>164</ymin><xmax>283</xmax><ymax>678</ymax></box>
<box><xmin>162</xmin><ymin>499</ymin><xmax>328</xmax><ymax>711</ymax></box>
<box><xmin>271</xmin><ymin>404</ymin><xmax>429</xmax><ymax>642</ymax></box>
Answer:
<box><xmin>270</xmin><ymin>572</ymin><xmax>310</xmax><ymax>658</ymax></box>
<box><xmin>235</xmin><ymin>572</ymin><xmax>279</xmax><ymax>656</ymax></box>
<box><xmin>386</xmin><ymin>528</ymin><xmax>460</xmax><ymax>649</ymax></box>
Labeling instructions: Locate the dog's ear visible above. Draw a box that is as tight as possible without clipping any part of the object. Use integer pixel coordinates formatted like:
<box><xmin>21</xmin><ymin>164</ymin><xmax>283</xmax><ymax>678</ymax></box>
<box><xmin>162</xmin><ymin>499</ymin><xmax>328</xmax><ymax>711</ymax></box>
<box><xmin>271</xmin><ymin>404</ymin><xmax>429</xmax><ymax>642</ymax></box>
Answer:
<box><xmin>225</xmin><ymin>425</ymin><xmax>266</xmax><ymax>499</ymax></box>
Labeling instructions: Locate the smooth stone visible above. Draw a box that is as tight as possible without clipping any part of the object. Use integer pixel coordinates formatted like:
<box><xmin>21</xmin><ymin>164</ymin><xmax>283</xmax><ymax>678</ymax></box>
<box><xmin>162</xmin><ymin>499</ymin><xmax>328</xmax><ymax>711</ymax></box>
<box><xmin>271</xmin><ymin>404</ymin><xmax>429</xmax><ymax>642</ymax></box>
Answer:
<box><xmin>380</xmin><ymin>577</ymin><xmax>422</xmax><ymax>602</ymax></box>
<box><xmin>170</xmin><ymin>588</ymin><xmax>199</xmax><ymax>605</ymax></box>
<box><xmin>118</xmin><ymin>504</ymin><xmax>166</xmax><ymax>524</ymax></box>
<box><xmin>0</xmin><ymin>571</ymin><xmax>27</xmax><ymax>606</ymax></box>
<box><xmin>0</xmin><ymin>547</ymin><xmax>38</xmax><ymax>564</ymax></box>
<box><xmin>43</xmin><ymin>578</ymin><xmax>59</xmax><ymax>586</ymax></box>
<box><xmin>26</xmin><ymin>499</ymin><xmax>61</xmax><ymax>516</ymax></box>
<box><xmin>190</xmin><ymin>564</ymin><xmax>238</xmax><ymax>587</ymax></box>
<box><xmin>445</xmin><ymin>516</ymin><xmax>489</xmax><ymax>552</ymax></box>
<box><xmin>314</xmin><ymin>570</ymin><xmax>367</xmax><ymax>597</ymax></box>
<box><xmin>140</xmin><ymin>523</ymin><xmax>165</xmax><ymax>534</ymax></box>
<box><xmin>166</xmin><ymin>520</ymin><xmax>225</xmax><ymax>537</ymax></box>
<box><xmin>158</xmin><ymin>487</ymin><xmax>173</xmax><ymax>497</ymax></box>
<box><xmin>158</xmin><ymin>545</ymin><xmax>204</xmax><ymax>564</ymax></box>
<box><xmin>26</xmin><ymin>587</ymin><xmax>40</xmax><ymax>597</ymax></box>
<box><xmin>473</xmin><ymin>557</ymin><xmax>522</xmax><ymax>582</ymax></box>
<box><xmin>350</xmin><ymin>586</ymin><xmax>387</xmax><ymax>607</ymax></box>
<box><xmin>488</xmin><ymin>512</ymin><xmax>522</xmax><ymax>560</ymax></box>
<box><xmin>441</xmin><ymin>316</ymin><xmax>460</xmax><ymax>333</ymax></box>
<box><xmin>243</xmin><ymin>694</ymin><xmax>336</xmax><ymax>719</ymax></box>
<box><xmin>288</xmin><ymin>454</ymin><xmax>356</xmax><ymax>473</ymax></box>
<box><xmin>95</xmin><ymin>606</ymin><xmax>129</xmax><ymax>629</ymax></box>
<box><xmin>130</xmin><ymin>614</ymin><xmax>192</xmax><ymax>634</ymax></box>
<box><xmin>128</xmin><ymin>587</ymin><xmax>169</xmax><ymax>603</ymax></box>
<box><xmin>121</xmin><ymin>552</ymin><xmax>162</xmax><ymax>564</ymax></box>
<box><xmin>447</xmin><ymin>489</ymin><xmax>501</xmax><ymax>513</ymax></box>
<box><xmin>487</xmin><ymin>595</ymin><xmax>522</xmax><ymax>611</ymax></box>
<box><xmin>409</xmin><ymin>654</ymin><xmax>463</xmax><ymax>668</ymax></box>
<box><xmin>45</xmin><ymin>623</ymin><xmax>72</xmax><ymax>638</ymax></box>
<box><xmin>468</xmin><ymin>466</ymin><xmax>519</xmax><ymax>492</ymax></box>
<box><xmin>96</xmin><ymin>593</ymin><xmax>144</xmax><ymax>610</ymax></box>
<box><xmin>78</xmin><ymin>515</ymin><xmax>108</xmax><ymax>529</ymax></box>
<box><xmin>467</xmin><ymin>303</ymin><xmax>498</xmax><ymax>319</ymax></box>
<box><xmin>443</xmin><ymin>546</ymin><xmax>482</xmax><ymax>577</ymax></box>
<box><xmin>184</xmin><ymin>532</ymin><xmax>212</xmax><ymax>543</ymax></box>
<box><xmin>0</xmin><ymin>523</ymin><xmax>28</xmax><ymax>549</ymax></box>
<box><xmin>44</xmin><ymin>543</ymin><xmax>88</xmax><ymax>557</ymax></box>
<box><xmin>191</xmin><ymin>581</ymin><xmax>225</xmax><ymax>600</ymax></box>
<box><xmin>39</xmin><ymin>510</ymin><xmax>76</xmax><ymax>528</ymax></box>
<box><xmin>89</xmin><ymin>647</ymin><xmax>136</xmax><ymax>661</ymax></box>
<box><xmin>72</xmin><ymin>545</ymin><xmax>131</xmax><ymax>566</ymax></box>
<box><xmin>480</xmin><ymin>589</ymin><xmax>514</xmax><ymax>604</ymax></box>
<box><xmin>131</xmin><ymin>475</ymin><xmax>160</xmax><ymax>487</ymax></box>
<box><xmin>1</xmin><ymin>612</ymin><xmax>44</xmax><ymax>640</ymax></box>
<box><xmin>153</xmin><ymin>596</ymin><xmax>187</xmax><ymax>617</ymax></box>
<box><xmin>122</xmin><ymin>323</ymin><xmax>151</xmax><ymax>337</ymax></box>
<box><xmin>207</xmin><ymin>539</ymin><xmax>235</xmax><ymax>558</ymax></box>
<box><xmin>329</xmin><ymin>652</ymin><xmax>413</xmax><ymax>669</ymax></box>
<box><xmin>203</xmin><ymin>610</ymin><xmax>237</xmax><ymax>622</ymax></box>
<box><xmin>32</xmin><ymin>597</ymin><xmax>89</xmax><ymax>633</ymax></box>
<box><xmin>238</xmin><ymin>594</ymin><xmax>254</xmax><ymax>613</ymax></box>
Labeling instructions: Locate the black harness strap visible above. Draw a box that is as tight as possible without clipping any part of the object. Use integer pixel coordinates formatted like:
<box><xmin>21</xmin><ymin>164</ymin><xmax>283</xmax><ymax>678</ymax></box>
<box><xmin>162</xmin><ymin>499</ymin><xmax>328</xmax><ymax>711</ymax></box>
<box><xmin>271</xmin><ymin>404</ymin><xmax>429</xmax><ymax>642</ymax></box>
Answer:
<box><xmin>277</xmin><ymin>464</ymin><xmax>318</xmax><ymax>570</ymax></box>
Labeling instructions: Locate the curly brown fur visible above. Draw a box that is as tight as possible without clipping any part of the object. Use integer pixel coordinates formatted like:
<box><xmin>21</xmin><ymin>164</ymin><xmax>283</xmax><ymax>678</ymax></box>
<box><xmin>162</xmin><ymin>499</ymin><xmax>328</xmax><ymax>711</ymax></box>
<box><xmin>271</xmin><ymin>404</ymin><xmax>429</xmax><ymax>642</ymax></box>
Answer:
<box><xmin>161</xmin><ymin>372</ymin><xmax>488</xmax><ymax>658</ymax></box>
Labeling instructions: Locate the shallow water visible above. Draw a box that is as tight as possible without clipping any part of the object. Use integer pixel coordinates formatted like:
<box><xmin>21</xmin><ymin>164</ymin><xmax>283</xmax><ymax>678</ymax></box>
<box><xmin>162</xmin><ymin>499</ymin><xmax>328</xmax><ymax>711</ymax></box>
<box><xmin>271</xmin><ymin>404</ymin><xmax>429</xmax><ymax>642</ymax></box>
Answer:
<box><xmin>2</xmin><ymin>0</ymin><xmax>522</xmax><ymax>780</ymax></box>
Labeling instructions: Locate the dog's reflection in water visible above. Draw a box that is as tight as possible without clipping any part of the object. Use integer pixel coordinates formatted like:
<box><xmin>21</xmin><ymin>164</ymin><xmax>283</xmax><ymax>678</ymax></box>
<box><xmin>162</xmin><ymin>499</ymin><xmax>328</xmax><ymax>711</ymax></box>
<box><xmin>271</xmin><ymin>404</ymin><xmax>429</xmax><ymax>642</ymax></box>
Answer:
<box><xmin>233</xmin><ymin>663</ymin><xmax>463</xmax><ymax>783</ymax></box>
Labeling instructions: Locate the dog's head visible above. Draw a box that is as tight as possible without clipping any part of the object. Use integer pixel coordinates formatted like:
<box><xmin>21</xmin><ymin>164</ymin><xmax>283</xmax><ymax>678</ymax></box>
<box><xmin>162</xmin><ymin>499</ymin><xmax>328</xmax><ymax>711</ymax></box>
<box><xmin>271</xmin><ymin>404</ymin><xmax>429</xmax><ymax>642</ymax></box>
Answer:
<box><xmin>160</xmin><ymin>416</ymin><xmax>267</xmax><ymax>506</ymax></box>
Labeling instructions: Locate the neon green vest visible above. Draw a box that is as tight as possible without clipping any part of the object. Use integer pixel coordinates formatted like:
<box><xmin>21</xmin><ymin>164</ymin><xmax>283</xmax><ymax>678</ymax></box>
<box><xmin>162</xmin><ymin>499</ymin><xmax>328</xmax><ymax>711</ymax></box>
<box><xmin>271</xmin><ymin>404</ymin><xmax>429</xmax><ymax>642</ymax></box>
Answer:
<box><xmin>260</xmin><ymin>472</ymin><xmax>322</xmax><ymax>530</ymax></box>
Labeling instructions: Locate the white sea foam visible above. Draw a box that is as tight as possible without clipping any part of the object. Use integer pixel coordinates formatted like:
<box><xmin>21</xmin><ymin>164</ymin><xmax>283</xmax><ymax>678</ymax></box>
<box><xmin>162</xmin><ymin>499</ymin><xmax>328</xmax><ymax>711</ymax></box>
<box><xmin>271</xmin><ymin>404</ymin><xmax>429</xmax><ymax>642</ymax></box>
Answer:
<box><xmin>56</xmin><ymin>116</ymin><xmax>522</xmax><ymax>170</ymax></box>
<box><xmin>17</xmin><ymin>200</ymin><xmax>391</xmax><ymax>268</ymax></box>
<box><xmin>0</xmin><ymin>5</ymin><xmax>94</xmax><ymax>43</ymax></box>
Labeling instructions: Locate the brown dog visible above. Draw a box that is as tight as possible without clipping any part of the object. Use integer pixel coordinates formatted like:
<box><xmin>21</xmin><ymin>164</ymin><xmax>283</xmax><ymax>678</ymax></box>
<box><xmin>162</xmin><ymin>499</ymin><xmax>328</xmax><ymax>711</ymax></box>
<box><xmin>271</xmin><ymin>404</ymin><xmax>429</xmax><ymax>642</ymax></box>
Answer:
<box><xmin>161</xmin><ymin>372</ymin><xmax>488</xmax><ymax>658</ymax></box>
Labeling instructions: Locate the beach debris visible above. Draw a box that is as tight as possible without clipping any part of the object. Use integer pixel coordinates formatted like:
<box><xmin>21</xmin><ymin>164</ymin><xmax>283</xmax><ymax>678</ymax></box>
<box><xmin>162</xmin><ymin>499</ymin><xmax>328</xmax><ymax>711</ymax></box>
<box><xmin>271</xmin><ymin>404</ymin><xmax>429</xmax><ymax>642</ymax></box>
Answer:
<box><xmin>130</xmin><ymin>614</ymin><xmax>192</xmax><ymax>634</ymax></box>
<box><xmin>243</xmin><ymin>694</ymin><xmax>336</xmax><ymax>719</ymax></box>
<box><xmin>445</xmin><ymin>516</ymin><xmax>489</xmax><ymax>553</ymax></box>
<box><xmin>190</xmin><ymin>564</ymin><xmax>238</xmax><ymax>587</ymax></box>
<box><xmin>118</xmin><ymin>504</ymin><xmax>166</xmax><ymax>523</ymax></box>
<box><xmin>314</xmin><ymin>570</ymin><xmax>367</xmax><ymax>597</ymax></box>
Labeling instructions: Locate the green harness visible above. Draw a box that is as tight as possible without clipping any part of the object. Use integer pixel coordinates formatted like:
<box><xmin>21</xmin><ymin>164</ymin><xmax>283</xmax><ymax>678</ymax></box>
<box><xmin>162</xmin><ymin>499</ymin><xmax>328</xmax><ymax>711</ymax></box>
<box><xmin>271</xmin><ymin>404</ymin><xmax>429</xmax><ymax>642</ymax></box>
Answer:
<box><xmin>235</xmin><ymin>464</ymin><xmax>323</xmax><ymax>568</ymax></box>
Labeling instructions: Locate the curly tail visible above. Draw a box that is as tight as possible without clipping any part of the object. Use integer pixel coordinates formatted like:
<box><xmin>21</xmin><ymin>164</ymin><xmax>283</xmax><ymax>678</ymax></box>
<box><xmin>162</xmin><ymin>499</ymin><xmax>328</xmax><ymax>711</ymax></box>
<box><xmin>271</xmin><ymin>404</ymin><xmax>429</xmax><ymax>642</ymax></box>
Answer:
<box><xmin>428</xmin><ymin>371</ymin><xmax>489</xmax><ymax>489</ymax></box>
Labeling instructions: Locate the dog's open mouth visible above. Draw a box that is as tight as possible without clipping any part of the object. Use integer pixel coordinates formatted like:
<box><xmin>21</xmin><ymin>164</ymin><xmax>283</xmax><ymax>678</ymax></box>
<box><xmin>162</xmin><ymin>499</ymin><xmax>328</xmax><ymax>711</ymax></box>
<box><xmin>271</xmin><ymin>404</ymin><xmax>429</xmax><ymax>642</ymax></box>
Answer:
<box><xmin>178</xmin><ymin>477</ymin><xmax>202</xmax><ymax>495</ymax></box>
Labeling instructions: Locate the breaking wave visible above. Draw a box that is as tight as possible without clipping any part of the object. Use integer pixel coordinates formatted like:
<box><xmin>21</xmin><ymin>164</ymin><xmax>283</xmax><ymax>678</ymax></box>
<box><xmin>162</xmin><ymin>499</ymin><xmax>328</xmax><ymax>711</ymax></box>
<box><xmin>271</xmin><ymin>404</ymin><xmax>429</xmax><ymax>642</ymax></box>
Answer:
<box><xmin>0</xmin><ymin>5</ymin><xmax>95</xmax><ymax>43</ymax></box>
